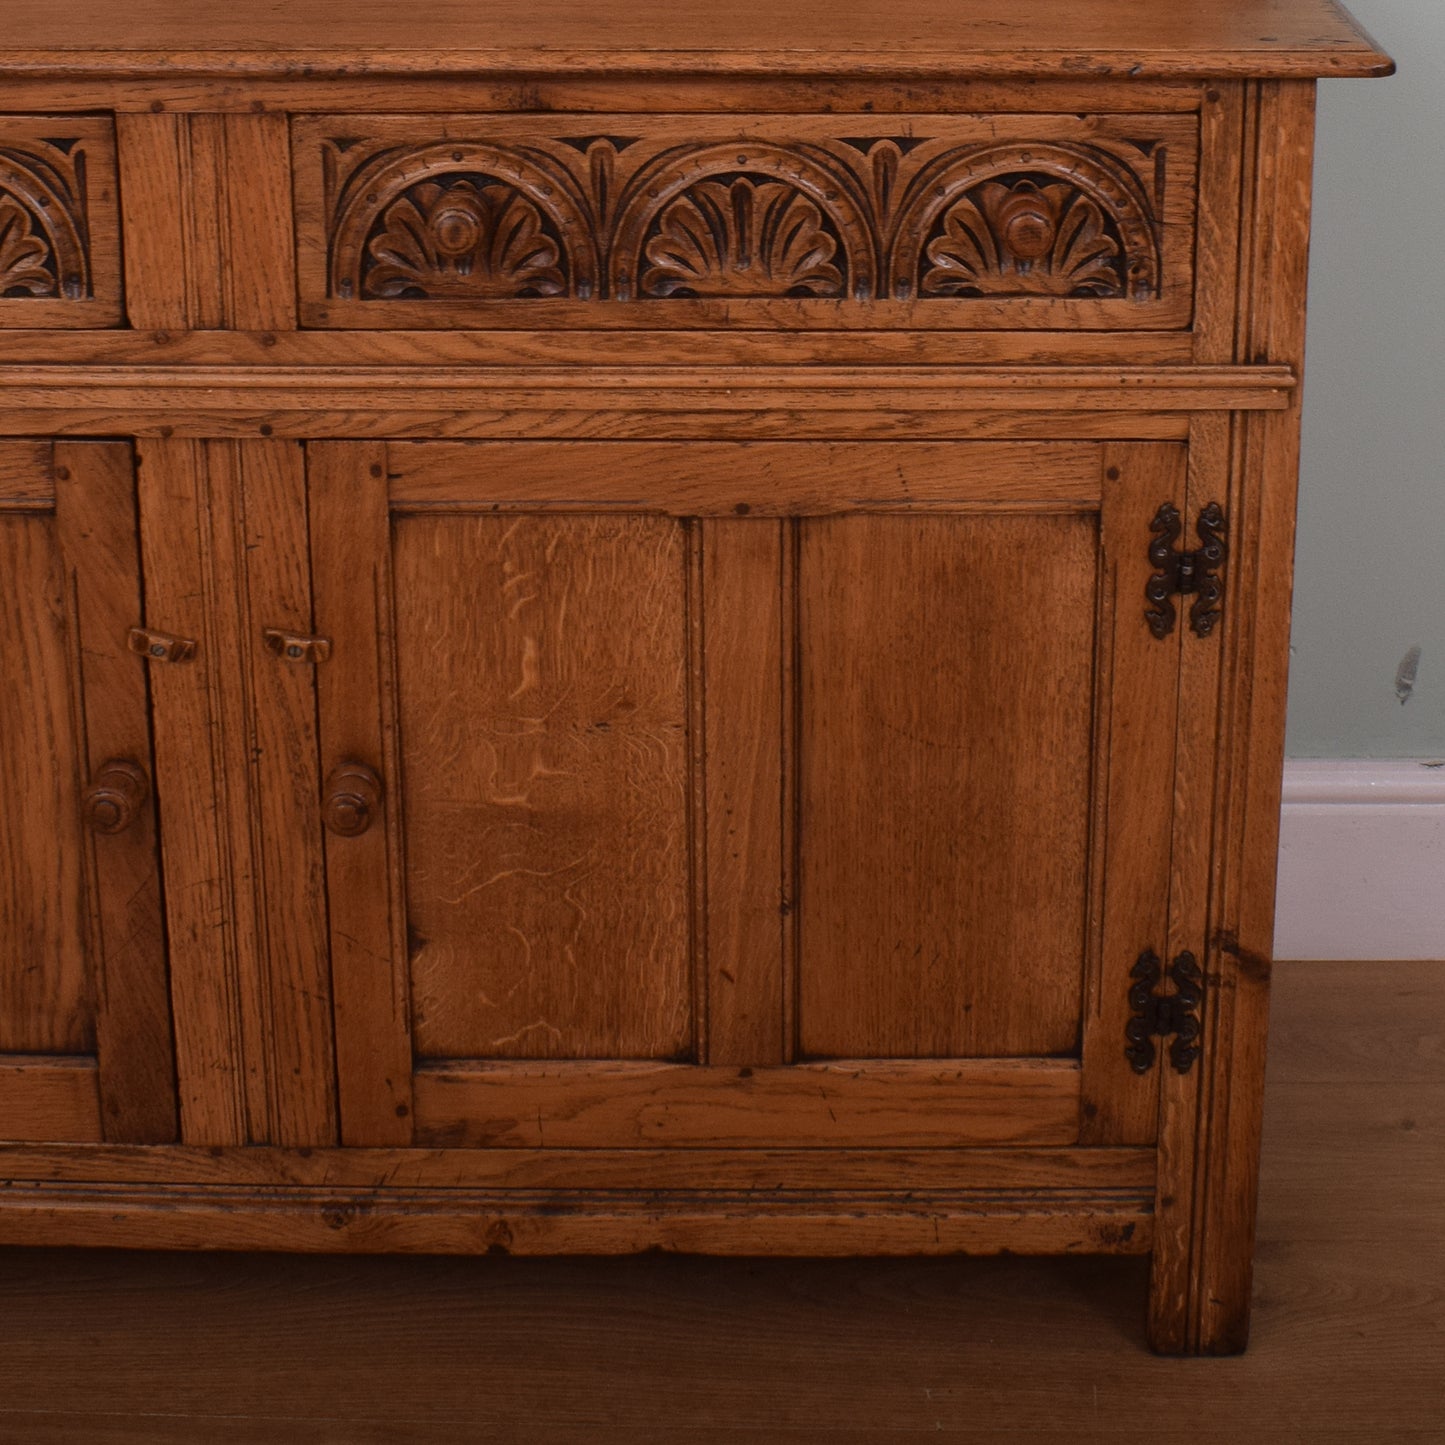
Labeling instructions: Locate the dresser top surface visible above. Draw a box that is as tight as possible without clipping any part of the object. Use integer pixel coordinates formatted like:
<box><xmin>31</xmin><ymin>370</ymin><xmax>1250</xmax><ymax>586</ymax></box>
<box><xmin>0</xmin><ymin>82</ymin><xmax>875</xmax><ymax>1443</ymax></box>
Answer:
<box><xmin>0</xmin><ymin>0</ymin><xmax>1392</xmax><ymax>79</ymax></box>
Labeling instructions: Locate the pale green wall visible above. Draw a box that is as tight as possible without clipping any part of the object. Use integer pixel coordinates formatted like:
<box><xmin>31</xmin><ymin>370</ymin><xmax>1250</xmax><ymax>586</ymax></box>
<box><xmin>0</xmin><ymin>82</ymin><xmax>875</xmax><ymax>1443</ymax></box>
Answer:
<box><xmin>1286</xmin><ymin>0</ymin><xmax>1445</xmax><ymax>757</ymax></box>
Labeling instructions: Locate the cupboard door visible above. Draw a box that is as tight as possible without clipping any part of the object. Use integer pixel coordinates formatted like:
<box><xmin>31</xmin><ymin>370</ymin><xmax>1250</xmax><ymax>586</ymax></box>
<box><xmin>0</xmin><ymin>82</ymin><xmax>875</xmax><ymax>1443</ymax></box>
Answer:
<box><xmin>310</xmin><ymin>440</ymin><xmax>1182</xmax><ymax>1151</ymax></box>
<box><xmin>0</xmin><ymin>441</ymin><xmax>176</xmax><ymax>1143</ymax></box>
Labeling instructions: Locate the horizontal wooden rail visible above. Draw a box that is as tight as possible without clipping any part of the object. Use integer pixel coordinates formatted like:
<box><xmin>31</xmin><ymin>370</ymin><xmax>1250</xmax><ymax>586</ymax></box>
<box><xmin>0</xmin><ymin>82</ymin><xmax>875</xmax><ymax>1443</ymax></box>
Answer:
<box><xmin>0</xmin><ymin>1181</ymin><xmax>1153</xmax><ymax>1256</ymax></box>
<box><xmin>413</xmin><ymin>1059</ymin><xmax>1081</xmax><ymax>1149</ymax></box>
<box><xmin>386</xmin><ymin>440</ymin><xmax>1103</xmax><ymax>514</ymax></box>
<box><xmin>0</xmin><ymin>1058</ymin><xmax>103</xmax><ymax>1144</ymax></box>
<box><xmin>0</xmin><ymin>364</ymin><xmax>1296</xmax><ymax>409</ymax></box>
<box><xmin>0</xmin><ymin>329</ymin><xmax>1202</xmax><ymax>369</ymax></box>
<box><xmin>0</xmin><ymin>365</ymin><xmax>1293</xmax><ymax>440</ymax></box>
<box><xmin>0</xmin><ymin>1142</ymin><xmax>1156</xmax><ymax>1192</ymax></box>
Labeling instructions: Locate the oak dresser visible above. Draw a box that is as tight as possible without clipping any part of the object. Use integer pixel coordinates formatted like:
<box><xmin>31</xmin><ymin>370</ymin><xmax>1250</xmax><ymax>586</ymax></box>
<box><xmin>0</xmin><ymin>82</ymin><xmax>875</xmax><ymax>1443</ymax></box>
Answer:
<box><xmin>0</xmin><ymin>0</ymin><xmax>1392</xmax><ymax>1352</ymax></box>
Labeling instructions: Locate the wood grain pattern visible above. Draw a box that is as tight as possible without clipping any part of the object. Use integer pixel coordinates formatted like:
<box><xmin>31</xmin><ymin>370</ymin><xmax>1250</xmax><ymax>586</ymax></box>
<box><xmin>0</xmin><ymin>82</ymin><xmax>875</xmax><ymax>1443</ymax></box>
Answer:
<box><xmin>0</xmin><ymin>1142</ymin><xmax>1156</xmax><ymax>1193</ymax></box>
<box><xmin>1151</xmin><ymin>78</ymin><xmax>1321</xmax><ymax>1356</ymax></box>
<box><xmin>387</xmin><ymin>442</ymin><xmax>1101</xmax><ymax>515</ymax></box>
<box><xmin>0</xmin><ymin>499</ymin><xmax>89</xmax><ymax>1054</ymax></box>
<box><xmin>0</xmin><ymin>406</ymin><xmax>1196</xmax><ymax>443</ymax></box>
<box><xmin>700</xmin><ymin>520</ymin><xmax>787</xmax><ymax>1065</ymax></box>
<box><xmin>797</xmin><ymin>512</ymin><xmax>1095</xmax><ymax>1059</ymax></box>
<box><xmin>233</xmin><ymin>441</ymin><xmax>336</xmax><ymax>1147</ymax></box>
<box><xmin>394</xmin><ymin>512</ymin><xmax>693</xmax><ymax>1062</ymax></box>
<box><xmin>1078</xmin><ymin>443</ymin><xmax>1187</xmax><ymax>1146</ymax></box>
<box><xmin>0</xmin><ymin>1059</ymin><xmax>101</xmax><ymax>1143</ymax></box>
<box><xmin>308</xmin><ymin>443</ymin><xmax>414</xmax><ymax>1146</ymax></box>
<box><xmin>115</xmin><ymin>113</ymin><xmax>297</xmax><ymax>331</ymax></box>
<box><xmin>134</xmin><ymin>438</ymin><xmax>252</xmax><ymax>1144</ymax></box>
<box><xmin>0</xmin><ymin>0</ymin><xmax>1394</xmax><ymax>78</ymax></box>
<box><xmin>0</xmin><ymin>364</ymin><xmax>1299</xmax><ymax>412</ymax></box>
<box><xmin>137</xmin><ymin>440</ymin><xmax>335</xmax><ymax>1147</ymax></box>
<box><xmin>389</xmin><ymin>1059</ymin><xmax>1079</xmax><ymax>1149</ymax></box>
<box><xmin>0</xmin><ymin>75</ymin><xmax>1213</xmax><ymax>119</ymax></box>
<box><xmin>0</xmin><ymin>326</ymin><xmax>1202</xmax><ymax>369</ymax></box>
<box><xmin>0</xmin><ymin>439</ymin><xmax>50</xmax><ymax>503</ymax></box>
<box><xmin>53</xmin><ymin>443</ymin><xmax>176</xmax><ymax>1143</ymax></box>
<box><xmin>0</xmin><ymin>1182</ymin><xmax>1149</xmax><ymax>1259</ymax></box>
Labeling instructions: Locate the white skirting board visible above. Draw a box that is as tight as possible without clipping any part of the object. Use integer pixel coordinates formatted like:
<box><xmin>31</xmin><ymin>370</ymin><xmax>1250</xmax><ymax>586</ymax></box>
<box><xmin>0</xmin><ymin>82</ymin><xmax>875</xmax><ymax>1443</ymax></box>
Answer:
<box><xmin>1274</xmin><ymin>759</ymin><xmax>1445</xmax><ymax>960</ymax></box>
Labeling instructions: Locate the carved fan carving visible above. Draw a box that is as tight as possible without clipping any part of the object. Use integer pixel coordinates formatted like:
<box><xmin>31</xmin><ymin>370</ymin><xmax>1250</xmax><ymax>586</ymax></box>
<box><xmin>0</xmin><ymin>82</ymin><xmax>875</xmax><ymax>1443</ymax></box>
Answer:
<box><xmin>361</xmin><ymin>177</ymin><xmax>568</xmax><ymax>300</ymax></box>
<box><xmin>315</xmin><ymin>127</ymin><xmax>1178</xmax><ymax>310</ymax></box>
<box><xmin>0</xmin><ymin>193</ymin><xmax>58</xmax><ymax>297</ymax></box>
<box><xmin>639</xmin><ymin>178</ymin><xmax>845</xmax><ymax>299</ymax></box>
<box><xmin>0</xmin><ymin>138</ymin><xmax>94</xmax><ymax>302</ymax></box>
<box><xmin>921</xmin><ymin>178</ymin><xmax>1125</xmax><ymax>298</ymax></box>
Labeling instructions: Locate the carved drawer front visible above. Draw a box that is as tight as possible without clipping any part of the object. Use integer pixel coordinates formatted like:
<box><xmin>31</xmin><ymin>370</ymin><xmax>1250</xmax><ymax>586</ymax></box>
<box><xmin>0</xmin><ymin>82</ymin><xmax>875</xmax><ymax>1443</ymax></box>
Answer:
<box><xmin>0</xmin><ymin>117</ymin><xmax>121</xmax><ymax>327</ymax></box>
<box><xmin>293</xmin><ymin>113</ymin><xmax>1198</xmax><ymax>331</ymax></box>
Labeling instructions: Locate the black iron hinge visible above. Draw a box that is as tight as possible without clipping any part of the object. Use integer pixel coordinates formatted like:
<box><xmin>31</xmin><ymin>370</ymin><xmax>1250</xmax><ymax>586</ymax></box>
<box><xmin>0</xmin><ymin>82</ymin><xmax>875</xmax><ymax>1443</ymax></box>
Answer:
<box><xmin>1125</xmin><ymin>949</ymin><xmax>1204</xmax><ymax>1075</ymax></box>
<box><xmin>1144</xmin><ymin>502</ymin><xmax>1228</xmax><ymax>639</ymax></box>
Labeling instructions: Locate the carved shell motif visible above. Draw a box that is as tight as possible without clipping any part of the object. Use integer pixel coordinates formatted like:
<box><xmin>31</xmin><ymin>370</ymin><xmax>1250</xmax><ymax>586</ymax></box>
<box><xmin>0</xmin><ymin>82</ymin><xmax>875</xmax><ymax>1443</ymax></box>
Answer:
<box><xmin>921</xmin><ymin>179</ymin><xmax>1125</xmax><ymax>299</ymax></box>
<box><xmin>640</xmin><ymin>178</ymin><xmax>844</xmax><ymax>299</ymax></box>
<box><xmin>0</xmin><ymin>193</ymin><xmax>58</xmax><ymax>297</ymax></box>
<box><xmin>363</xmin><ymin>177</ymin><xmax>568</xmax><ymax>300</ymax></box>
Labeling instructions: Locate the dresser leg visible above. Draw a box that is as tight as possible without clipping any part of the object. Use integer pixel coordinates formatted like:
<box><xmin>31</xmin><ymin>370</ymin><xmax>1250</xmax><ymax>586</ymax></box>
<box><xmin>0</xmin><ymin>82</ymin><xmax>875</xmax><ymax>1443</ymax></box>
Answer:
<box><xmin>1146</xmin><ymin>1236</ymin><xmax>1254</xmax><ymax>1355</ymax></box>
<box><xmin>1144</xmin><ymin>1025</ymin><xmax>1267</xmax><ymax>1358</ymax></box>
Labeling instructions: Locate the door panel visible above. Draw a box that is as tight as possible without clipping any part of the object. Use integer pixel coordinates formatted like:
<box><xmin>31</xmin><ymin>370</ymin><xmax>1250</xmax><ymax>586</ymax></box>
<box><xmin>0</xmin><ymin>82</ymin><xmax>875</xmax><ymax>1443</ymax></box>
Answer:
<box><xmin>393</xmin><ymin>513</ymin><xmax>693</xmax><ymax>1061</ymax></box>
<box><xmin>0</xmin><ymin>440</ymin><xmax>176</xmax><ymax>1143</ymax></box>
<box><xmin>798</xmin><ymin>513</ymin><xmax>1095</xmax><ymax>1059</ymax></box>
<box><xmin>0</xmin><ymin>500</ymin><xmax>90</xmax><ymax>1054</ymax></box>
<box><xmin>310</xmin><ymin>440</ymin><xmax>1183</xmax><ymax>1152</ymax></box>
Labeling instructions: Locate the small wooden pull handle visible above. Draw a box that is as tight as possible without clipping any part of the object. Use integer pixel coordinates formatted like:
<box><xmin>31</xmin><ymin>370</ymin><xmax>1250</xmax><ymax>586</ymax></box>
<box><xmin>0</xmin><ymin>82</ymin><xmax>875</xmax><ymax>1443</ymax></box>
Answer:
<box><xmin>83</xmin><ymin>760</ymin><xmax>150</xmax><ymax>835</ymax></box>
<box><xmin>127</xmin><ymin>626</ymin><xmax>197</xmax><ymax>664</ymax></box>
<box><xmin>323</xmin><ymin>763</ymin><xmax>382</xmax><ymax>837</ymax></box>
<box><xmin>264</xmin><ymin>628</ymin><xmax>332</xmax><ymax>664</ymax></box>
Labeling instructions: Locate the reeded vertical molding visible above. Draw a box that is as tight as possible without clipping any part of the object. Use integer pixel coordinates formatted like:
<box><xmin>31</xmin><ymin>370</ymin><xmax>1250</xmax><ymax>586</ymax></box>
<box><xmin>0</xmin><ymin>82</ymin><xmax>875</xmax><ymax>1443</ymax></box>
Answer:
<box><xmin>1151</xmin><ymin>78</ymin><xmax>1318</xmax><ymax>1356</ymax></box>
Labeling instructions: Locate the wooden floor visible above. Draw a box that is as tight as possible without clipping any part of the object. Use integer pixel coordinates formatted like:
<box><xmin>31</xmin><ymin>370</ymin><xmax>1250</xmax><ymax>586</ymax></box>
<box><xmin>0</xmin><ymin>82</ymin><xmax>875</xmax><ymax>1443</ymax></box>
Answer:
<box><xmin>0</xmin><ymin>959</ymin><xmax>1441</xmax><ymax>1443</ymax></box>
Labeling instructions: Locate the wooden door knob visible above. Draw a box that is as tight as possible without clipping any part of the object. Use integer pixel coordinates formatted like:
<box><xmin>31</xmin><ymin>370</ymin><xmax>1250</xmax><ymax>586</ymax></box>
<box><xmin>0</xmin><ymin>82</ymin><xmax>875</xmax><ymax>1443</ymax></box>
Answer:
<box><xmin>323</xmin><ymin>763</ymin><xmax>383</xmax><ymax>836</ymax></box>
<box><xmin>83</xmin><ymin>760</ymin><xmax>150</xmax><ymax>835</ymax></box>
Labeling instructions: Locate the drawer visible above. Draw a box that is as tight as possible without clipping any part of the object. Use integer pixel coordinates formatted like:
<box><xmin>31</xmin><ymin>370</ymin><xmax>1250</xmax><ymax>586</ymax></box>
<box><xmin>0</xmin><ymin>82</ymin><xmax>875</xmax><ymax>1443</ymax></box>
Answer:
<box><xmin>0</xmin><ymin>116</ymin><xmax>122</xmax><ymax>327</ymax></box>
<box><xmin>294</xmin><ymin>112</ymin><xmax>1198</xmax><ymax>331</ymax></box>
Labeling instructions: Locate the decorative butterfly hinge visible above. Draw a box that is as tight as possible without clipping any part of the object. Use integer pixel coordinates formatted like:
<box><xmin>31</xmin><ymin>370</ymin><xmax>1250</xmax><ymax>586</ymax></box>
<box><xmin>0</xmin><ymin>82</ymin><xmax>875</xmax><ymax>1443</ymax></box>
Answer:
<box><xmin>1125</xmin><ymin>949</ymin><xmax>1204</xmax><ymax>1075</ymax></box>
<box><xmin>1144</xmin><ymin>502</ymin><xmax>1228</xmax><ymax>639</ymax></box>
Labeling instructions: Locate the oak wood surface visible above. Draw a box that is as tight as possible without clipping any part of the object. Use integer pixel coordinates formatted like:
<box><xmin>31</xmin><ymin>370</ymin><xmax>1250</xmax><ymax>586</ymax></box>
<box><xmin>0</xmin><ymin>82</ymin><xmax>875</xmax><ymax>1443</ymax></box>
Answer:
<box><xmin>386</xmin><ymin>441</ymin><xmax>1103</xmax><ymax>514</ymax></box>
<box><xmin>394</xmin><ymin>511</ymin><xmax>693</xmax><ymax>1062</ymax></box>
<box><xmin>0</xmin><ymin>328</ymin><xmax>1204</xmax><ymax>368</ymax></box>
<box><xmin>291</xmin><ymin>109</ymin><xmax>1198</xmax><ymax>333</ymax></box>
<box><xmin>1078</xmin><ymin>443</ymin><xmax>1188</xmax><ymax>1147</ymax></box>
<box><xmin>0</xmin><ymin>961</ymin><xmax>1436</xmax><ymax>1441</ymax></box>
<box><xmin>0</xmin><ymin>498</ymin><xmax>90</xmax><ymax>1054</ymax></box>
<box><xmin>0</xmin><ymin>1060</ymin><xmax>101</xmax><ymax>1144</ymax></box>
<box><xmin>307</xmin><ymin>443</ymin><xmax>415</xmax><ymax>1147</ymax></box>
<box><xmin>0</xmin><ymin>0</ymin><xmax>1394</xmax><ymax>78</ymax></box>
<box><xmin>0</xmin><ymin>1183</ymin><xmax>1151</xmax><ymax>1259</ymax></box>
<box><xmin>0</xmin><ymin>75</ymin><xmax>1218</xmax><ymax>116</ymax></box>
<box><xmin>798</xmin><ymin>511</ymin><xmax>1094</xmax><ymax>1058</ymax></box>
<box><xmin>0</xmin><ymin>1143</ymin><xmax>1156</xmax><ymax>1192</ymax></box>
<box><xmin>135</xmin><ymin>441</ymin><xmax>338</xmax><ymax>1148</ymax></box>
<box><xmin>115</xmin><ymin>115</ymin><xmax>298</xmax><ymax>333</ymax></box>
<box><xmin>0</xmin><ymin>442</ymin><xmax>175</xmax><ymax>1143</ymax></box>
<box><xmin>53</xmin><ymin>443</ymin><xmax>176</xmax><ymax>1143</ymax></box>
<box><xmin>133</xmin><ymin>440</ymin><xmax>253</xmax><ymax>1146</ymax></box>
<box><xmin>0</xmin><ymin>2</ymin><xmax>1398</xmax><ymax>1363</ymax></box>
<box><xmin>700</xmin><ymin>519</ymin><xmax>788</xmax><ymax>1066</ymax></box>
<box><xmin>412</xmin><ymin>1059</ymin><xmax>1080</xmax><ymax>1149</ymax></box>
<box><xmin>1151</xmin><ymin>78</ymin><xmax>1320</xmax><ymax>1355</ymax></box>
